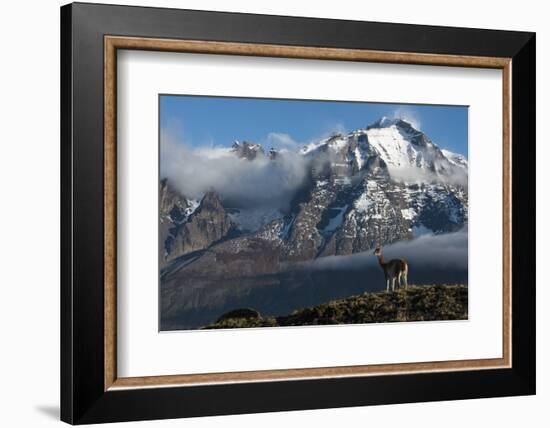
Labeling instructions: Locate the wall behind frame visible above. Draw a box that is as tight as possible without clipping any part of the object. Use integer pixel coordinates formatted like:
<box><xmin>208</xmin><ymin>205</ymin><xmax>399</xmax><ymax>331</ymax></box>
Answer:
<box><xmin>0</xmin><ymin>1</ymin><xmax>545</xmax><ymax>427</ymax></box>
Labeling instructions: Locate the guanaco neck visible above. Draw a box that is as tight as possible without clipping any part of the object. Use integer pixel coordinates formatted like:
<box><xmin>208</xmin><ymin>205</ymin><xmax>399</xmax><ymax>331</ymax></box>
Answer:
<box><xmin>376</xmin><ymin>253</ymin><xmax>385</xmax><ymax>267</ymax></box>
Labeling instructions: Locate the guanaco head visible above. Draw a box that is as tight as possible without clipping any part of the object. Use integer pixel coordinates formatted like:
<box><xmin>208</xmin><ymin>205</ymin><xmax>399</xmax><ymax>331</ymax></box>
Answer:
<box><xmin>373</xmin><ymin>247</ymin><xmax>382</xmax><ymax>256</ymax></box>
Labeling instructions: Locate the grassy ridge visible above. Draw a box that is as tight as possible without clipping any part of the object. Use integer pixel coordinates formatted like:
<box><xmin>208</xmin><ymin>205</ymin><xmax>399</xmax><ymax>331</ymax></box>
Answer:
<box><xmin>203</xmin><ymin>284</ymin><xmax>468</xmax><ymax>329</ymax></box>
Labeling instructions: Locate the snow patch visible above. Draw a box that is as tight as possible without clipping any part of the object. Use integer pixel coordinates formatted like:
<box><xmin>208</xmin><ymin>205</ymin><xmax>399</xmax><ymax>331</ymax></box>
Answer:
<box><xmin>300</xmin><ymin>138</ymin><xmax>327</xmax><ymax>155</ymax></box>
<box><xmin>400</xmin><ymin>208</ymin><xmax>416</xmax><ymax>220</ymax></box>
<box><xmin>329</xmin><ymin>138</ymin><xmax>348</xmax><ymax>151</ymax></box>
<box><xmin>186</xmin><ymin>199</ymin><xmax>200</xmax><ymax>216</ymax></box>
<box><xmin>354</xmin><ymin>193</ymin><xmax>373</xmax><ymax>213</ymax></box>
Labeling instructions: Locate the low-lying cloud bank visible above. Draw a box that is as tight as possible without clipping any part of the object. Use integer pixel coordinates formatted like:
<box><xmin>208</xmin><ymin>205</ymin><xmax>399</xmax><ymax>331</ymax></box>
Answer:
<box><xmin>306</xmin><ymin>228</ymin><xmax>468</xmax><ymax>286</ymax></box>
<box><xmin>388</xmin><ymin>164</ymin><xmax>468</xmax><ymax>188</ymax></box>
<box><xmin>309</xmin><ymin>228</ymin><xmax>467</xmax><ymax>271</ymax></box>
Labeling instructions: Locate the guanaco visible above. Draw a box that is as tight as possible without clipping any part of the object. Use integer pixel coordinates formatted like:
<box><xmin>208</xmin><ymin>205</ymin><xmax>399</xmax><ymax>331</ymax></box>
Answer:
<box><xmin>373</xmin><ymin>247</ymin><xmax>408</xmax><ymax>292</ymax></box>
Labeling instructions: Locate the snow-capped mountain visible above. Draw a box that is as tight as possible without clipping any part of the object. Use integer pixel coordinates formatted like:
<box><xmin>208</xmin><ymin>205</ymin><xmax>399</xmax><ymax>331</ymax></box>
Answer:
<box><xmin>303</xmin><ymin>117</ymin><xmax>467</xmax><ymax>185</ymax></box>
<box><xmin>160</xmin><ymin>118</ymin><xmax>468</xmax><ymax>265</ymax></box>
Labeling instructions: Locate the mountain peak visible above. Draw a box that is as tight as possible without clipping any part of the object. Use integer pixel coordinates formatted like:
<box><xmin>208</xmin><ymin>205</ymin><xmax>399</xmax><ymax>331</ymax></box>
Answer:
<box><xmin>367</xmin><ymin>116</ymin><xmax>418</xmax><ymax>132</ymax></box>
<box><xmin>370</xmin><ymin>116</ymin><xmax>398</xmax><ymax>128</ymax></box>
<box><xmin>231</xmin><ymin>140</ymin><xmax>265</xmax><ymax>160</ymax></box>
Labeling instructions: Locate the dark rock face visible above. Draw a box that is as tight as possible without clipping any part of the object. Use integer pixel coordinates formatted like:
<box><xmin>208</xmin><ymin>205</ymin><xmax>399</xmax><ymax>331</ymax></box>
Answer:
<box><xmin>160</xmin><ymin>179</ymin><xmax>188</xmax><ymax>220</ymax></box>
<box><xmin>167</xmin><ymin>191</ymin><xmax>235</xmax><ymax>260</ymax></box>
<box><xmin>268</xmin><ymin>147</ymin><xmax>278</xmax><ymax>160</ymax></box>
<box><xmin>231</xmin><ymin>141</ymin><xmax>264</xmax><ymax>160</ymax></box>
<box><xmin>160</xmin><ymin>179</ymin><xmax>199</xmax><ymax>266</ymax></box>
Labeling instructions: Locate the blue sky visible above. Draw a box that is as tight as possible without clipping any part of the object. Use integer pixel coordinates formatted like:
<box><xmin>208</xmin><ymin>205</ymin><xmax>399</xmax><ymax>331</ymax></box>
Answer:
<box><xmin>160</xmin><ymin>95</ymin><xmax>468</xmax><ymax>157</ymax></box>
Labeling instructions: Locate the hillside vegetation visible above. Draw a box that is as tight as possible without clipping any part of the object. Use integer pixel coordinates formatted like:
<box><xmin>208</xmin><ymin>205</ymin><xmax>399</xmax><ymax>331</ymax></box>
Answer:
<box><xmin>203</xmin><ymin>284</ymin><xmax>468</xmax><ymax>329</ymax></box>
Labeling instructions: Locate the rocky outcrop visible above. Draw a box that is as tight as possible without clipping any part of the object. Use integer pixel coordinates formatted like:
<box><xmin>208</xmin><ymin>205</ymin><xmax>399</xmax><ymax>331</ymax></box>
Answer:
<box><xmin>167</xmin><ymin>191</ymin><xmax>235</xmax><ymax>259</ymax></box>
<box><xmin>231</xmin><ymin>140</ymin><xmax>264</xmax><ymax>160</ymax></box>
<box><xmin>160</xmin><ymin>179</ymin><xmax>199</xmax><ymax>266</ymax></box>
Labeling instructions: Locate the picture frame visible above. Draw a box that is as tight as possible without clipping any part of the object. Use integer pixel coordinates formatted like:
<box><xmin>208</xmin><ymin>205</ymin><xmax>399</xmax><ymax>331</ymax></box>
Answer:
<box><xmin>60</xmin><ymin>2</ymin><xmax>535</xmax><ymax>424</ymax></box>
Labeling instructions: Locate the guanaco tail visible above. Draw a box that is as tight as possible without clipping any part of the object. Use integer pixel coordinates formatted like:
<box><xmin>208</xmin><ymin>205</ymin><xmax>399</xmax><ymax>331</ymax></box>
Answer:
<box><xmin>373</xmin><ymin>246</ymin><xmax>408</xmax><ymax>292</ymax></box>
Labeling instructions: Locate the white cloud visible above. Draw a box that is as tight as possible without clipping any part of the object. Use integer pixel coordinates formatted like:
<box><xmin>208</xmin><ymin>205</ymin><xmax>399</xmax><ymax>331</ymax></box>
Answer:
<box><xmin>388</xmin><ymin>164</ymin><xmax>468</xmax><ymax>187</ymax></box>
<box><xmin>324</xmin><ymin>122</ymin><xmax>347</xmax><ymax>136</ymax></box>
<box><xmin>307</xmin><ymin>228</ymin><xmax>468</xmax><ymax>275</ymax></box>
<box><xmin>263</xmin><ymin>132</ymin><xmax>297</xmax><ymax>149</ymax></box>
<box><xmin>160</xmin><ymin>129</ymin><xmax>310</xmax><ymax>211</ymax></box>
<box><xmin>391</xmin><ymin>107</ymin><xmax>422</xmax><ymax>130</ymax></box>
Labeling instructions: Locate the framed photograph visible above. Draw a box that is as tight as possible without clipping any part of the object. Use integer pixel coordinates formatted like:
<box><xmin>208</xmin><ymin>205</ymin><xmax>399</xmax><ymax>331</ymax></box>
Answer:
<box><xmin>61</xmin><ymin>2</ymin><xmax>535</xmax><ymax>424</ymax></box>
